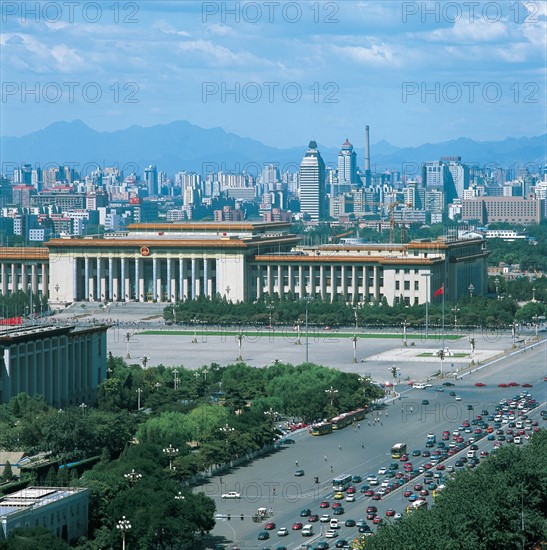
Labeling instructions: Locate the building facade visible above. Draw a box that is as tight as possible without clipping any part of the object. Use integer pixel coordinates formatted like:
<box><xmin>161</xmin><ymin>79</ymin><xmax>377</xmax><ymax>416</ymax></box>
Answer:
<box><xmin>462</xmin><ymin>196</ymin><xmax>545</xmax><ymax>225</ymax></box>
<box><xmin>0</xmin><ymin>487</ymin><xmax>88</xmax><ymax>543</ymax></box>
<box><xmin>299</xmin><ymin>141</ymin><xmax>326</xmax><ymax>221</ymax></box>
<box><xmin>0</xmin><ymin>325</ymin><xmax>107</xmax><ymax>407</ymax></box>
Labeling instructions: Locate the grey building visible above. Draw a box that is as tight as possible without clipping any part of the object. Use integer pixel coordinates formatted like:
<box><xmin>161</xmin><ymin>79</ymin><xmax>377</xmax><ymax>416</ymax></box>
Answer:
<box><xmin>299</xmin><ymin>141</ymin><xmax>326</xmax><ymax>221</ymax></box>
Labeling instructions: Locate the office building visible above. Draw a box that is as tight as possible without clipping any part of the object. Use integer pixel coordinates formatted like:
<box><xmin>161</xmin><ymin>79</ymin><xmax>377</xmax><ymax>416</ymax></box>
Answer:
<box><xmin>299</xmin><ymin>141</ymin><xmax>326</xmax><ymax>221</ymax></box>
<box><xmin>337</xmin><ymin>139</ymin><xmax>358</xmax><ymax>187</ymax></box>
<box><xmin>462</xmin><ymin>197</ymin><xmax>545</xmax><ymax>225</ymax></box>
<box><xmin>144</xmin><ymin>165</ymin><xmax>158</xmax><ymax>196</ymax></box>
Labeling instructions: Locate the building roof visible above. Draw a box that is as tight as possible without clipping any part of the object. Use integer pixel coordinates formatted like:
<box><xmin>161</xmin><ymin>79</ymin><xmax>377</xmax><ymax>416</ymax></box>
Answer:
<box><xmin>0</xmin><ymin>487</ymin><xmax>86</xmax><ymax>517</ymax></box>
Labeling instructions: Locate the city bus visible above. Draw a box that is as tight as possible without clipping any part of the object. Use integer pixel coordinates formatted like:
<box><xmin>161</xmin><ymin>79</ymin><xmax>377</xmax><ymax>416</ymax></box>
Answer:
<box><xmin>331</xmin><ymin>413</ymin><xmax>353</xmax><ymax>430</ymax></box>
<box><xmin>391</xmin><ymin>442</ymin><xmax>407</xmax><ymax>459</ymax></box>
<box><xmin>405</xmin><ymin>499</ymin><xmax>428</xmax><ymax>513</ymax></box>
<box><xmin>332</xmin><ymin>474</ymin><xmax>353</xmax><ymax>492</ymax></box>
<box><xmin>310</xmin><ymin>422</ymin><xmax>333</xmax><ymax>436</ymax></box>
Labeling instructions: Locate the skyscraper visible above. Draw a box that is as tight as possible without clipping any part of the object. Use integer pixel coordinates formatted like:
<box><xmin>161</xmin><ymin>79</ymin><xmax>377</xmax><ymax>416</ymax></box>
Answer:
<box><xmin>299</xmin><ymin>140</ymin><xmax>326</xmax><ymax>221</ymax></box>
<box><xmin>144</xmin><ymin>165</ymin><xmax>158</xmax><ymax>195</ymax></box>
<box><xmin>337</xmin><ymin>139</ymin><xmax>357</xmax><ymax>187</ymax></box>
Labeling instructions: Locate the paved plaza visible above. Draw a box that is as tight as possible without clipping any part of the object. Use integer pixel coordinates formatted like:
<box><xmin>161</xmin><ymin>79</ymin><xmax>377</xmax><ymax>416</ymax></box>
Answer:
<box><xmin>54</xmin><ymin>303</ymin><xmax>532</xmax><ymax>384</ymax></box>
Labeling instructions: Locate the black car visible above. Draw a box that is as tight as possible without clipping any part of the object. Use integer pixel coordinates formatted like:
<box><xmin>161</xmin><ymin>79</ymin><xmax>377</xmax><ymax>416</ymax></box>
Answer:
<box><xmin>300</xmin><ymin>508</ymin><xmax>311</xmax><ymax>517</ymax></box>
<box><xmin>280</xmin><ymin>438</ymin><xmax>295</xmax><ymax>444</ymax></box>
<box><xmin>345</xmin><ymin>519</ymin><xmax>356</xmax><ymax>527</ymax></box>
<box><xmin>422</xmin><ymin>399</ymin><xmax>430</xmax><ymax>405</ymax></box>
<box><xmin>335</xmin><ymin>539</ymin><xmax>349</xmax><ymax>548</ymax></box>
<box><xmin>258</xmin><ymin>531</ymin><xmax>269</xmax><ymax>540</ymax></box>
<box><xmin>443</xmin><ymin>382</ymin><xmax>455</xmax><ymax>386</ymax></box>
<box><xmin>294</xmin><ymin>469</ymin><xmax>305</xmax><ymax>477</ymax></box>
<box><xmin>359</xmin><ymin>525</ymin><xmax>372</xmax><ymax>533</ymax></box>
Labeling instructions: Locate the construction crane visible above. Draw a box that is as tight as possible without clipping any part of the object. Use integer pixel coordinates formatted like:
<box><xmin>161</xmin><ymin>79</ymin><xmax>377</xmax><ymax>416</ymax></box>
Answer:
<box><xmin>330</xmin><ymin>228</ymin><xmax>355</xmax><ymax>243</ymax></box>
<box><xmin>363</xmin><ymin>201</ymin><xmax>413</xmax><ymax>244</ymax></box>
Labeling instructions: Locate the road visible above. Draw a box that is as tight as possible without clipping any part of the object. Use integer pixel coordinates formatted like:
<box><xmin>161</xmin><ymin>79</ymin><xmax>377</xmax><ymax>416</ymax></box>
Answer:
<box><xmin>202</xmin><ymin>340</ymin><xmax>546</xmax><ymax>549</ymax></box>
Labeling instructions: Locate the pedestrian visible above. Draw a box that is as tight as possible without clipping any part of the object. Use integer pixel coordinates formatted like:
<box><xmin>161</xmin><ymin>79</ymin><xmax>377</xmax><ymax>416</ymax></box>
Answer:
<box><xmin>357</xmin><ymin>423</ymin><xmax>361</xmax><ymax>429</ymax></box>
<box><xmin>330</xmin><ymin>465</ymin><xmax>333</xmax><ymax>472</ymax></box>
<box><xmin>361</xmin><ymin>442</ymin><xmax>365</xmax><ymax>449</ymax></box>
<box><xmin>324</xmin><ymin>454</ymin><xmax>327</xmax><ymax>461</ymax></box>
<box><xmin>338</xmin><ymin>444</ymin><xmax>342</xmax><ymax>450</ymax></box>
<box><xmin>368</xmin><ymin>421</ymin><xmax>371</xmax><ymax>427</ymax></box>
<box><xmin>295</xmin><ymin>460</ymin><xmax>299</xmax><ymax>466</ymax></box>
<box><xmin>385</xmin><ymin>412</ymin><xmax>388</xmax><ymax>417</ymax></box>
<box><xmin>272</xmin><ymin>487</ymin><xmax>276</xmax><ymax>496</ymax></box>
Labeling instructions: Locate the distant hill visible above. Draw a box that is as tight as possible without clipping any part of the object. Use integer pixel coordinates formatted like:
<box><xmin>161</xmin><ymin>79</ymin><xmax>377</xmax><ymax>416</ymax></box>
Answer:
<box><xmin>1</xmin><ymin>120</ymin><xmax>545</xmax><ymax>176</ymax></box>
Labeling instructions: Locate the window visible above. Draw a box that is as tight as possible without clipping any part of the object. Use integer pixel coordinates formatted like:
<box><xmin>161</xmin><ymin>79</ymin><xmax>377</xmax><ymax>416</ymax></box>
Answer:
<box><xmin>395</xmin><ymin>281</ymin><xmax>400</xmax><ymax>291</ymax></box>
<box><xmin>404</xmin><ymin>281</ymin><xmax>410</xmax><ymax>291</ymax></box>
<box><xmin>414</xmin><ymin>281</ymin><xmax>419</xmax><ymax>291</ymax></box>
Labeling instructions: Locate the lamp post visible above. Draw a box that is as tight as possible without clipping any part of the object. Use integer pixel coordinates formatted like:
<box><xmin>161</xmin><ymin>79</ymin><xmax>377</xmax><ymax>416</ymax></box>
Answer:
<box><xmin>512</xmin><ymin>321</ymin><xmax>518</xmax><ymax>344</ymax></box>
<box><xmin>532</xmin><ymin>287</ymin><xmax>536</xmax><ymax>302</ymax></box>
<box><xmin>266</xmin><ymin>301</ymin><xmax>274</xmax><ymax>329</ymax></box>
<box><xmin>389</xmin><ymin>365</ymin><xmax>397</xmax><ymax>399</ymax></box>
<box><xmin>401</xmin><ymin>320</ymin><xmax>409</xmax><ymax>347</ymax></box>
<box><xmin>495</xmin><ymin>277</ymin><xmax>500</xmax><ymax>299</ymax></box>
<box><xmin>163</xmin><ymin>444</ymin><xmax>179</xmax><ymax>470</ymax></box>
<box><xmin>220</xmin><ymin>423</ymin><xmax>235</xmax><ymax>436</ymax></box>
<box><xmin>173</xmin><ymin>370</ymin><xmax>180</xmax><ymax>391</ymax></box>
<box><xmin>125</xmin><ymin>332</ymin><xmax>132</xmax><ymax>359</ymax></box>
<box><xmin>236</xmin><ymin>331</ymin><xmax>243</xmax><ymax>362</ymax></box>
<box><xmin>79</xmin><ymin>402</ymin><xmax>87</xmax><ymax>413</ymax></box>
<box><xmin>351</xmin><ymin>334</ymin><xmax>358</xmax><ymax>363</ymax></box>
<box><xmin>295</xmin><ymin>320</ymin><xmax>302</xmax><ymax>345</ymax></box>
<box><xmin>116</xmin><ymin>516</ymin><xmax>131</xmax><ymax>550</ymax></box>
<box><xmin>421</xmin><ymin>273</ymin><xmax>431</xmax><ymax>338</ymax></box>
<box><xmin>124</xmin><ymin>469</ymin><xmax>142</xmax><ymax>486</ymax></box>
<box><xmin>140</xmin><ymin>356</ymin><xmax>149</xmax><ymax>369</ymax></box>
<box><xmin>136</xmin><ymin>387</ymin><xmax>143</xmax><ymax>410</ymax></box>
<box><xmin>175</xmin><ymin>491</ymin><xmax>185</xmax><ymax>502</ymax></box>
<box><xmin>303</xmin><ymin>297</ymin><xmax>313</xmax><ymax>363</ymax></box>
<box><xmin>191</xmin><ymin>316</ymin><xmax>199</xmax><ymax>343</ymax></box>
<box><xmin>264</xmin><ymin>407</ymin><xmax>278</xmax><ymax>422</ymax></box>
<box><xmin>532</xmin><ymin>315</ymin><xmax>539</xmax><ymax>337</ymax></box>
<box><xmin>468</xmin><ymin>283</ymin><xmax>474</xmax><ymax>298</ymax></box>
<box><xmin>451</xmin><ymin>307</ymin><xmax>460</xmax><ymax>331</ymax></box>
<box><xmin>325</xmin><ymin>386</ymin><xmax>338</xmax><ymax>406</ymax></box>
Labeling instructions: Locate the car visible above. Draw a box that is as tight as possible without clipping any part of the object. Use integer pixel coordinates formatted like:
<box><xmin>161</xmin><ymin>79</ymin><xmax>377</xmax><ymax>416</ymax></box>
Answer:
<box><xmin>345</xmin><ymin>519</ymin><xmax>356</xmax><ymax>527</ymax></box>
<box><xmin>443</xmin><ymin>381</ymin><xmax>455</xmax><ymax>386</ymax></box>
<box><xmin>345</xmin><ymin>494</ymin><xmax>355</xmax><ymax>502</ymax></box>
<box><xmin>320</xmin><ymin>501</ymin><xmax>330</xmax><ymax>508</ymax></box>
<box><xmin>474</xmin><ymin>382</ymin><xmax>486</xmax><ymax>387</ymax></box>
<box><xmin>333</xmin><ymin>507</ymin><xmax>344</xmax><ymax>515</ymax></box>
<box><xmin>449</xmin><ymin>391</ymin><xmax>456</xmax><ymax>396</ymax></box>
<box><xmin>280</xmin><ymin>438</ymin><xmax>295</xmax><ymax>444</ymax></box>
<box><xmin>498</xmin><ymin>383</ymin><xmax>508</xmax><ymax>388</ymax></box>
<box><xmin>372</xmin><ymin>493</ymin><xmax>382</xmax><ymax>500</ymax></box>
<box><xmin>309</xmin><ymin>514</ymin><xmax>319</xmax><ymax>522</ymax></box>
<box><xmin>403</xmin><ymin>489</ymin><xmax>412</xmax><ymax>497</ymax></box>
<box><xmin>258</xmin><ymin>531</ymin><xmax>270</xmax><ymax>540</ymax></box>
<box><xmin>508</xmin><ymin>382</ymin><xmax>520</xmax><ymax>387</ymax></box>
<box><xmin>277</xmin><ymin>527</ymin><xmax>288</xmax><ymax>536</ymax></box>
<box><xmin>435</xmin><ymin>386</ymin><xmax>444</xmax><ymax>392</ymax></box>
<box><xmin>332</xmin><ymin>502</ymin><xmax>342</xmax><ymax>509</ymax></box>
<box><xmin>366</xmin><ymin>505</ymin><xmax>378</xmax><ymax>513</ymax></box>
<box><xmin>320</xmin><ymin>514</ymin><xmax>331</xmax><ymax>522</ymax></box>
<box><xmin>422</xmin><ymin>399</ymin><xmax>430</xmax><ymax>405</ymax></box>
<box><xmin>373</xmin><ymin>516</ymin><xmax>383</xmax><ymax>524</ymax></box>
<box><xmin>316</xmin><ymin>543</ymin><xmax>330</xmax><ymax>550</ymax></box>
<box><xmin>300</xmin><ymin>509</ymin><xmax>311</xmax><ymax>517</ymax></box>
<box><xmin>334</xmin><ymin>492</ymin><xmax>344</xmax><ymax>500</ymax></box>
<box><xmin>221</xmin><ymin>491</ymin><xmax>241</xmax><ymax>499</ymax></box>
<box><xmin>363</xmin><ymin>489</ymin><xmax>374</xmax><ymax>496</ymax></box>
<box><xmin>265</xmin><ymin>522</ymin><xmax>276</xmax><ymax>530</ymax></box>
<box><xmin>455</xmin><ymin>395</ymin><xmax>462</xmax><ymax>401</ymax></box>
<box><xmin>378</xmin><ymin>467</ymin><xmax>387</xmax><ymax>475</ymax></box>
<box><xmin>359</xmin><ymin>525</ymin><xmax>372</xmax><ymax>533</ymax></box>
<box><xmin>346</xmin><ymin>486</ymin><xmax>356</xmax><ymax>494</ymax></box>
<box><xmin>385</xmin><ymin>509</ymin><xmax>396</xmax><ymax>517</ymax></box>
<box><xmin>294</xmin><ymin>469</ymin><xmax>305</xmax><ymax>476</ymax></box>
<box><xmin>292</xmin><ymin>522</ymin><xmax>303</xmax><ymax>530</ymax></box>
<box><xmin>412</xmin><ymin>449</ymin><xmax>421</xmax><ymax>456</ymax></box>
<box><xmin>522</xmin><ymin>383</ymin><xmax>533</xmax><ymax>388</ymax></box>
<box><xmin>325</xmin><ymin>530</ymin><xmax>338</xmax><ymax>538</ymax></box>
<box><xmin>360</xmin><ymin>485</ymin><xmax>370</xmax><ymax>493</ymax></box>
<box><xmin>356</xmin><ymin>519</ymin><xmax>368</xmax><ymax>527</ymax></box>
<box><xmin>352</xmin><ymin>475</ymin><xmax>362</xmax><ymax>483</ymax></box>
<box><xmin>335</xmin><ymin>540</ymin><xmax>349</xmax><ymax>548</ymax></box>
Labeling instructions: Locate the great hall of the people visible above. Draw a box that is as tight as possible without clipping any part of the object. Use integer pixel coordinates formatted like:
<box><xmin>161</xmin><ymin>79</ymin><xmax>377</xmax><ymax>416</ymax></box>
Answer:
<box><xmin>0</xmin><ymin>222</ymin><xmax>488</xmax><ymax>307</ymax></box>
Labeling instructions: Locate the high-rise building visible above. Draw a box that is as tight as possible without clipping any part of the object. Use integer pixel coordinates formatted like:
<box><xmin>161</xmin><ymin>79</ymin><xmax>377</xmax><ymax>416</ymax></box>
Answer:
<box><xmin>442</xmin><ymin>157</ymin><xmax>469</xmax><ymax>199</ymax></box>
<box><xmin>144</xmin><ymin>165</ymin><xmax>158</xmax><ymax>196</ymax></box>
<box><xmin>337</xmin><ymin>139</ymin><xmax>358</xmax><ymax>187</ymax></box>
<box><xmin>299</xmin><ymin>140</ymin><xmax>326</xmax><ymax>221</ymax></box>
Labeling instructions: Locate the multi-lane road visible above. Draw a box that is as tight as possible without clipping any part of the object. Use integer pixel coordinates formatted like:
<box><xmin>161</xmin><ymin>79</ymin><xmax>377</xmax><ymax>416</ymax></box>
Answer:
<box><xmin>203</xmin><ymin>341</ymin><xmax>546</xmax><ymax>549</ymax></box>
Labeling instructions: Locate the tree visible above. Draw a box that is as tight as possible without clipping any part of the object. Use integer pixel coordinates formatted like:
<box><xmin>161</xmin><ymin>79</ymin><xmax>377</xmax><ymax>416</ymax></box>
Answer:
<box><xmin>1</xmin><ymin>460</ymin><xmax>14</xmax><ymax>482</ymax></box>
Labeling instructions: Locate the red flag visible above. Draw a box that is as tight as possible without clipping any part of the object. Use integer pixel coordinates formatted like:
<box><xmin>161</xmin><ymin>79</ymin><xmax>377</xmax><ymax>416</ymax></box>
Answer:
<box><xmin>434</xmin><ymin>285</ymin><xmax>444</xmax><ymax>298</ymax></box>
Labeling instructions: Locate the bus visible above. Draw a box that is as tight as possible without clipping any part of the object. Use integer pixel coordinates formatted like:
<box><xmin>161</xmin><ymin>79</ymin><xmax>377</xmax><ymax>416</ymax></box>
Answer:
<box><xmin>391</xmin><ymin>442</ymin><xmax>407</xmax><ymax>459</ymax></box>
<box><xmin>405</xmin><ymin>499</ymin><xmax>428</xmax><ymax>513</ymax></box>
<box><xmin>310</xmin><ymin>422</ymin><xmax>333</xmax><ymax>436</ymax></box>
<box><xmin>332</xmin><ymin>474</ymin><xmax>352</xmax><ymax>492</ymax></box>
<box><xmin>331</xmin><ymin>413</ymin><xmax>353</xmax><ymax>430</ymax></box>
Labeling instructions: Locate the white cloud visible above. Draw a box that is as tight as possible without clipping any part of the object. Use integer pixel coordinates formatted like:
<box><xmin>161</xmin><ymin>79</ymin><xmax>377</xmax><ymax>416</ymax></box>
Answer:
<box><xmin>330</xmin><ymin>42</ymin><xmax>401</xmax><ymax>67</ymax></box>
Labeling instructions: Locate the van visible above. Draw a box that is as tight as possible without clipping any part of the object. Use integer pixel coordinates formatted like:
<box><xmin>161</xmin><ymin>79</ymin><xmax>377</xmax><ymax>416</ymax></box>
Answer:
<box><xmin>330</xmin><ymin>519</ymin><xmax>339</xmax><ymax>529</ymax></box>
<box><xmin>302</xmin><ymin>524</ymin><xmax>314</xmax><ymax>536</ymax></box>
<box><xmin>467</xmin><ymin>450</ymin><xmax>476</xmax><ymax>459</ymax></box>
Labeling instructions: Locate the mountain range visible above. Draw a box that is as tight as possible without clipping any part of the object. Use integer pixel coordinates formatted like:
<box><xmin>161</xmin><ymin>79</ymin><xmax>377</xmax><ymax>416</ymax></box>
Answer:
<box><xmin>1</xmin><ymin>120</ymin><xmax>545</xmax><ymax>176</ymax></box>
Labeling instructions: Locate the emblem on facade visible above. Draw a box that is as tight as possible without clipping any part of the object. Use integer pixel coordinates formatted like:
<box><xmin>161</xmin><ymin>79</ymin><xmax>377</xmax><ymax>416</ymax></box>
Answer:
<box><xmin>140</xmin><ymin>246</ymin><xmax>150</xmax><ymax>256</ymax></box>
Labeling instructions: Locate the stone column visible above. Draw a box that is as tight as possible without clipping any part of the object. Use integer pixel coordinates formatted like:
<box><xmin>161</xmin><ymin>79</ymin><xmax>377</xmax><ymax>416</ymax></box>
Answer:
<box><xmin>84</xmin><ymin>257</ymin><xmax>90</xmax><ymax>300</ymax></box>
<box><xmin>135</xmin><ymin>258</ymin><xmax>141</xmax><ymax>301</ymax></box>
<box><xmin>179</xmin><ymin>258</ymin><xmax>185</xmax><ymax>300</ymax></box>
<box><xmin>277</xmin><ymin>265</ymin><xmax>283</xmax><ymax>299</ymax></box>
<box><xmin>191</xmin><ymin>258</ymin><xmax>197</xmax><ymax>299</ymax></box>
<box><xmin>96</xmin><ymin>258</ymin><xmax>102</xmax><ymax>301</ymax></box>
<box><xmin>108</xmin><ymin>257</ymin><xmax>114</xmax><ymax>301</ymax></box>
<box><xmin>73</xmin><ymin>260</ymin><xmax>78</xmax><ymax>301</ymax></box>
<box><xmin>120</xmin><ymin>258</ymin><xmax>126</xmax><ymax>300</ymax></box>
<box><xmin>330</xmin><ymin>265</ymin><xmax>335</xmax><ymax>302</ymax></box>
<box><xmin>1</xmin><ymin>264</ymin><xmax>7</xmax><ymax>295</ymax></box>
<box><xmin>152</xmin><ymin>257</ymin><xmax>158</xmax><ymax>301</ymax></box>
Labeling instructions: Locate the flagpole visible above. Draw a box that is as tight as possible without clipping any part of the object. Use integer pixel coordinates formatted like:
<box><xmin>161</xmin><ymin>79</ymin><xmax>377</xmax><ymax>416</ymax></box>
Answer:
<box><xmin>441</xmin><ymin>283</ymin><xmax>445</xmax><ymax>371</ymax></box>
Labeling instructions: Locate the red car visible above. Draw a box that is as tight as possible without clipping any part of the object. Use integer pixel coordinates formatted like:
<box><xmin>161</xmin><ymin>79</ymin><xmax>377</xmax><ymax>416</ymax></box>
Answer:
<box><xmin>264</xmin><ymin>522</ymin><xmax>275</xmax><ymax>530</ymax></box>
<box><xmin>436</xmin><ymin>464</ymin><xmax>445</xmax><ymax>470</ymax></box>
<box><xmin>309</xmin><ymin>514</ymin><xmax>319</xmax><ymax>522</ymax></box>
<box><xmin>372</xmin><ymin>493</ymin><xmax>382</xmax><ymax>500</ymax></box>
<box><xmin>366</xmin><ymin>506</ymin><xmax>378</xmax><ymax>513</ymax></box>
<box><xmin>373</xmin><ymin>516</ymin><xmax>383</xmax><ymax>524</ymax></box>
<box><xmin>346</xmin><ymin>486</ymin><xmax>356</xmax><ymax>494</ymax></box>
<box><xmin>498</xmin><ymin>383</ymin><xmax>508</xmax><ymax>388</ymax></box>
<box><xmin>508</xmin><ymin>382</ymin><xmax>520</xmax><ymax>387</ymax></box>
<box><xmin>420</xmin><ymin>489</ymin><xmax>429</xmax><ymax>496</ymax></box>
<box><xmin>399</xmin><ymin>454</ymin><xmax>409</xmax><ymax>462</ymax></box>
<box><xmin>332</xmin><ymin>503</ymin><xmax>342</xmax><ymax>509</ymax></box>
<box><xmin>364</xmin><ymin>489</ymin><xmax>374</xmax><ymax>496</ymax></box>
<box><xmin>522</xmin><ymin>383</ymin><xmax>533</xmax><ymax>388</ymax></box>
<box><xmin>474</xmin><ymin>382</ymin><xmax>486</xmax><ymax>387</ymax></box>
<box><xmin>292</xmin><ymin>522</ymin><xmax>303</xmax><ymax>530</ymax></box>
<box><xmin>414</xmin><ymin>484</ymin><xmax>423</xmax><ymax>491</ymax></box>
<box><xmin>403</xmin><ymin>490</ymin><xmax>413</xmax><ymax>497</ymax></box>
<box><xmin>319</xmin><ymin>501</ymin><xmax>330</xmax><ymax>508</ymax></box>
<box><xmin>385</xmin><ymin>509</ymin><xmax>396</xmax><ymax>517</ymax></box>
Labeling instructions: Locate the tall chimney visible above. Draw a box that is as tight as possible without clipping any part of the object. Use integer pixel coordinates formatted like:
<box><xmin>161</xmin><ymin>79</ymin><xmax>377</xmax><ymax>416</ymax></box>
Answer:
<box><xmin>365</xmin><ymin>125</ymin><xmax>371</xmax><ymax>173</ymax></box>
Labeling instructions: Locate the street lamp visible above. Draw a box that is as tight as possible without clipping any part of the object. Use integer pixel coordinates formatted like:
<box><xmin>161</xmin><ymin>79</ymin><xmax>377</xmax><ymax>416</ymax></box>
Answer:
<box><xmin>264</xmin><ymin>407</ymin><xmax>278</xmax><ymax>421</ymax></box>
<box><xmin>351</xmin><ymin>334</ymin><xmax>358</xmax><ymax>363</ymax></box>
<box><xmin>468</xmin><ymin>283</ymin><xmax>474</xmax><ymax>298</ymax></box>
<box><xmin>163</xmin><ymin>444</ymin><xmax>179</xmax><ymax>470</ymax></box>
<box><xmin>532</xmin><ymin>315</ymin><xmax>539</xmax><ymax>337</ymax></box>
<box><xmin>451</xmin><ymin>307</ymin><xmax>460</xmax><ymax>331</ymax></box>
<box><xmin>125</xmin><ymin>332</ymin><xmax>132</xmax><ymax>359</ymax></box>
<box><xmin>79</xmin><ymin>402</ymin><xmax>87</xmax><ymax>413</ymax></box>
<box><xmin>325</xmin><ymin>386</ymin><xmax>338</xmax><ymax>406</ymax></box>
<box><xmin>532</xmin><ymin>287</ymin><xmax>536</xmax><ymax>302</ymax></box>
<box><xmin>220</xmin><ymin>423</ymin><xmax>235</xmax><ymax>436</ymax></box>
<box><xmin>401</xmin><ymin>320</ymin><xmax>409</xmax><ymax>347</ymax></box>
<box><xmin>295</xmin><ymin>320</ymin><xmax>302</xmax><ymax>345</ymax></box>
<box><xmin>421</xmin><ymin>273</ymin><xmax>431</xmax><ymax>338</ymax></box>
<box><xmin>512</xmin><ymin>321</ymin><xmax>518</xmax><ymax>344</ymax></box>
<box><xmin>495</xmin><ymin>277</ymin><xmax>500</xmax><ymax>299</ymax></box>
<box><xmin>173</xmin><ymin>370</ymin><xmax>180</xmax><ymax>391</ymax></box>
<box><xmin>266</xmin><ymin>301</ymin><xmax>274</xmax><ymax>328</ymax></box>
<box><xmin>136</xmin><ymin>387</ymin><xmax>143</xmax><ymax>410</ymax></box>
<box><xmin>236</xmin><ymin>331</ymin><xmax>243</xmax><ymax>361</ymax></box>
<box><xmin>140</xmin><ymin>356</ymin><xmax>149</xmax><ymax>369</ymax></box>
<box><xmin>175</xmin><ymin>491</ymin><xmax>185</xmax><ymax>502</ymax></box>
<box><xmin>116</xmin><ymin>516</ymin><xmax>131</xmax><ymax>550</ymax></box>
<box><xmin>191</xmin><ymin>316</ymin><xmax>199</xmax><ymax>343</ymax></box>
<box><xmin>389</xmin><ymin>365</ymin><xmax>397</xmax><ymax>399</ymax></box>
<box><xmin>124</xmin><ymin>469</ymin><xmax>142</xmax><ymax>486</ymax></box>
<box><xmin>303</xmin><ymin>297</ymin><xmax>313</xmax><ymax>363</ymax></box>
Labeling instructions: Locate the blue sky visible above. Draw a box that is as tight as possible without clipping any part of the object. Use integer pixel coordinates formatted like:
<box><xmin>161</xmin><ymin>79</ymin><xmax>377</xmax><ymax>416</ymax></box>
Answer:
<box><xmin>1</xmin><ymin>1</ymin><xmax>546</xmax><ymax>148</ymax></box>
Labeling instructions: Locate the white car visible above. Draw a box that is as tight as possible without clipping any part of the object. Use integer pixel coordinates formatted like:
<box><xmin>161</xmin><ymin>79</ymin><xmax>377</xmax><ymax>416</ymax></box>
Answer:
<box><xmin>378</xmin><ymin>467</ymin><xmax>387</xmax><ymax>475</ymax></box>
<box><xmin>345</xmin><ymin>494</ymin><xmax>355</xmax><ymax>502</ymax></box>
<box><xmin>277</xmin><ymin>527</ymin><xmax>288</xmax><ymax>536</ymax></box>
<box><xmin>320</xmin><ymin>514</ymin><xmax>330</xmax><ymax>522</ymax></box>
<box><xmin>455</xmin><ymin>395</ymin><xmax>462</xmax><ymax>401</ymax></box>
<box><xmin>221</xmin><ymin>491</ymin><xmax>240</xmax><ymax>499</ymax></box>
<box><xmin>325</xmin><ymin>529</ymin><xmax>338</xmax><ymax>538</ymax></box>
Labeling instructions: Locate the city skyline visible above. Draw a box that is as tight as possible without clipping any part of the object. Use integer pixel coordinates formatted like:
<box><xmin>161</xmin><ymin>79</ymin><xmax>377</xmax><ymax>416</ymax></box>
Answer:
<box><xmin>1</xmin><ymin>1</ymin><xmax>546</xmax><ymax>148</ymax></box>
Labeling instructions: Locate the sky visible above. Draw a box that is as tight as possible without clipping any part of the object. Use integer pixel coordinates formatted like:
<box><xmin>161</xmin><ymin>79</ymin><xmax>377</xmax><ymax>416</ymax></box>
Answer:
<box><xmin>1</xmin><ymin>1</ymin><xmax>546</xmax><ymax>149</ymax></box>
